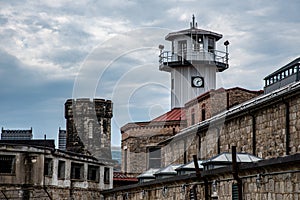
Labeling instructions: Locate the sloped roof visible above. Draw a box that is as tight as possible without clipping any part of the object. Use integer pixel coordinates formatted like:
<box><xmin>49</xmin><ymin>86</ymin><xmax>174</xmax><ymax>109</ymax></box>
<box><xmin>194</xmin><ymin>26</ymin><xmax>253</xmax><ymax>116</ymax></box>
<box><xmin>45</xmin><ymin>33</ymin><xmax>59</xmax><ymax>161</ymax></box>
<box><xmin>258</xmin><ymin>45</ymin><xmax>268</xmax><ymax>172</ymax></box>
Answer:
<box><xmin>202</xmin><ymin>152</ymin><xmax>262</xmax><ymax>165</ymax></box>
<box><xmin>137</xmin><ymin>168</ymin><xmax>160</xmax><ymax>179</ymax></box>
<box><xmin>165</xmin><ymin>27</ymin><xmax>222</xmax><ymax>41</ymax></box>
<box><xmin>154</xmin><ymin>164</ymin><xmax>182</xmax><ymax>175</ymax></box>
<box><xmin>152</xmin><ymin>108</ymin><xmax>186</xmax><ymax>122</ymax></box>
<box><xmin>176</xmin><ymin>160</ymin><xmax>204</xmax><ymax>171</ymax></box>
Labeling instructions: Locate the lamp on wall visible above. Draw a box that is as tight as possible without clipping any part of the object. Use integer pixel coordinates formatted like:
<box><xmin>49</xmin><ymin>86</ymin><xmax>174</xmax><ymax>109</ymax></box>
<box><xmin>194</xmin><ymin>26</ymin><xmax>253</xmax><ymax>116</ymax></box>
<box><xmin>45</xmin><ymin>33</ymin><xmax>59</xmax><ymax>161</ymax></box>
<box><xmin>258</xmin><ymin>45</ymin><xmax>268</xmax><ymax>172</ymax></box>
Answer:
<box><xmin>256</xmin><ymin>174</ymin><xmax>261</xmax><ymax>188</ymax></box>
<box><xmin>162</xmin><ymin>186</ymin><xmax>168</xmax><ymax>197</ymax></box>
<box><xmin>211</xmin><ymin>180</ymin><xmax>218</xmax><ymax>199</ymax></box>
<box><xmin>123</xmin><ymin>192</ymin><xmax>128</xmax><ymax>200</ymax></box>
<box><xmin>140</xmin><ymin>190</ymin><xmax>146</xmax><ymax>199</ymax></box>
<box><xmin>181</xmin><ymin>184</ymin><xmax>187</xmax><ymax>193</ymax></box>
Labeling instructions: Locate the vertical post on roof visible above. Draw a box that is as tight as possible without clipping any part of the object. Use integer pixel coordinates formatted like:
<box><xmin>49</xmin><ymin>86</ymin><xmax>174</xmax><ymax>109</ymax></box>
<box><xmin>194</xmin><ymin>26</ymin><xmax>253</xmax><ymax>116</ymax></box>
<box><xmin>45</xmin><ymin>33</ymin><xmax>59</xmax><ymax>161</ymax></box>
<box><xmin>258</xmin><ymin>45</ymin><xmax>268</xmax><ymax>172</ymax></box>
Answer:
<box><xmin>193</xmin><ymin>155</ymin><xmax>208</xmax><ymax>200</ymax></box>
<box><xmin>232</xmin><ymin>146</ymin><xmax>242</xmax><ymax>200</ymax></box>
<box><xmin>193</xmin><ymin>155</ymin><xmax>201</xmax><ymax>177</ymax></box>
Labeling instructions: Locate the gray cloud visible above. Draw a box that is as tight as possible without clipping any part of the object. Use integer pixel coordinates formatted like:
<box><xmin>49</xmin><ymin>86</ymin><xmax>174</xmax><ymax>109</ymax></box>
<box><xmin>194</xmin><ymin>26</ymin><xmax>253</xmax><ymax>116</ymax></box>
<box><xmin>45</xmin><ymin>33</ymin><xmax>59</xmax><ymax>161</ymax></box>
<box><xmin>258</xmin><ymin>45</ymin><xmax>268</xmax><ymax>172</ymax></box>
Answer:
<box><xmin>0</xmin><ymin>0</ymin><xmax>300</xmax><ymax>146</ymax></box>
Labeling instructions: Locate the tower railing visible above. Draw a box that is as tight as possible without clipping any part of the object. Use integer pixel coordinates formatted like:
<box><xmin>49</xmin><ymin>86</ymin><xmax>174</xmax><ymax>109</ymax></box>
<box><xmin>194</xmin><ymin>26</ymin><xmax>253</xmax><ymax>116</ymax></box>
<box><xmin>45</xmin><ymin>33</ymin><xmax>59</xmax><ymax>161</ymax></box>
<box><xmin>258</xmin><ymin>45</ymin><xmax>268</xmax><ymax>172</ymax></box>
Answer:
<box><xmin>159</xmin><ymin>49</ymin><xmax>228</xmax><ymax>66</ymax></box>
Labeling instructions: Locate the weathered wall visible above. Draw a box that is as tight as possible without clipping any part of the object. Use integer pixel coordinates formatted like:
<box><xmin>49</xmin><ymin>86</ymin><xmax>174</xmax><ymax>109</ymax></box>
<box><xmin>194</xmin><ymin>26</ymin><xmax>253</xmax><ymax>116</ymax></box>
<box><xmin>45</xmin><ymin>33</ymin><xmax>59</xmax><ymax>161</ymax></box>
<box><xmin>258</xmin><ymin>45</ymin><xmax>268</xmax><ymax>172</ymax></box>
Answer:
<box><xmin>185</xmin><ymin>88</ymin><xmax>262</xmax><ymax>127</ymax></box>
<box><xmin>0</xmin><ymin>186</ymin><xmax>103</xmax><ymax>200</ymax></box>
<box><xmin>65</xmin><ymin>98</ymin><xmax>113</xmax><ymax>160</ymax></box>
<box><xmin>121</xmin><ymin>122</ymin><xmax>183</xmax><ymax>174</ymax></box>
<box><xmin>102</xmin><ymin>155</ymin><xmax>300</xmax><ymax>200</ymax></box>
<box><xmin>162</xmin><ymin>91</ymin><xmax>300</xmax><ymax>166</ymax></box>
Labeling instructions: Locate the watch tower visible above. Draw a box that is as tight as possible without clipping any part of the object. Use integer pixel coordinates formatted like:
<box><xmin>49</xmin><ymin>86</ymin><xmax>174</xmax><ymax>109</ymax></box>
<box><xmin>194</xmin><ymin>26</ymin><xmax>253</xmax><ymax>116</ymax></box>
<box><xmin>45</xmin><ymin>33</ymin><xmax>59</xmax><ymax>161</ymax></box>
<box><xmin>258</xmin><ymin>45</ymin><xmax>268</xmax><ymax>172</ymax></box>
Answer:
<box><xmin>159</xmin><ymin>15</ymin><xmax>229</xmax><ymax>108</ymax></box>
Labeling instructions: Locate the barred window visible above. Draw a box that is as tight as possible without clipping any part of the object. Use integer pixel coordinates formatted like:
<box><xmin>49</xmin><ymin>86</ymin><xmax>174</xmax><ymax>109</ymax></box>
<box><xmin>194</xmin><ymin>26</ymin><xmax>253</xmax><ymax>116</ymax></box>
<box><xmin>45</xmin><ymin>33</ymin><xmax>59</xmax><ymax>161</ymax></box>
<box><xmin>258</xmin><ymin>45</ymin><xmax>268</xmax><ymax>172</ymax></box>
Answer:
<box><xmin>104</xmin><ymin>167</ymin><xmax>110</xmax><ymax>184</ymax></box>
<box><xmin>44</xmin><ymin>158</ymin><xmax>53</xmax><ymax>176</ymax></box>
<box><xmin>58</xmin><ymin>160</ymin><xmax>65</xmax><ymax>179</ymax></box>
<box><xmin>0</xmin><ymin>155</ymin><xmax>15</xmax><ymax>174</ymax></box>
<box><xmin>71</xmin><ymin>162</ymin><xmax>84</xmax><ymax>180</ymax></box>
<box><xmin>88</xmin><ymin>165</ymin><xmax>99</xmax><ymax>182</ymax></box>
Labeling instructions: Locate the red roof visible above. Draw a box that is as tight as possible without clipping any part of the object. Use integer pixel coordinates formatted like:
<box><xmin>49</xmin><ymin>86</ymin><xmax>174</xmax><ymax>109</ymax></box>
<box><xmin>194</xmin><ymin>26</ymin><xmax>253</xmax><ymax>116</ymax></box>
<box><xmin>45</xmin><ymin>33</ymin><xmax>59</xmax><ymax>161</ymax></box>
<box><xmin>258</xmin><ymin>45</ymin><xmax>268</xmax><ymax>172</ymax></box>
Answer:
<box><xmin>152</xmin><ymin>108</ymin><xmax>186</xmax><ymax>122</ymax></box>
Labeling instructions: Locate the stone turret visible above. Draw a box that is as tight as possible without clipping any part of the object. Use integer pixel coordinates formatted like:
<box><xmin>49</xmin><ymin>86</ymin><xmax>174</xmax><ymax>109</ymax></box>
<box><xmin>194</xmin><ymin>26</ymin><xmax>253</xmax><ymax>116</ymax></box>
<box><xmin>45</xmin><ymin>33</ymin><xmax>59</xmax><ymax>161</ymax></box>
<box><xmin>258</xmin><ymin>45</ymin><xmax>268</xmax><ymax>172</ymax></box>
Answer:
<box><xmin>65</xmin><ymin>98</ymin><xmax>113</xmax><ymax>160</ymax></box>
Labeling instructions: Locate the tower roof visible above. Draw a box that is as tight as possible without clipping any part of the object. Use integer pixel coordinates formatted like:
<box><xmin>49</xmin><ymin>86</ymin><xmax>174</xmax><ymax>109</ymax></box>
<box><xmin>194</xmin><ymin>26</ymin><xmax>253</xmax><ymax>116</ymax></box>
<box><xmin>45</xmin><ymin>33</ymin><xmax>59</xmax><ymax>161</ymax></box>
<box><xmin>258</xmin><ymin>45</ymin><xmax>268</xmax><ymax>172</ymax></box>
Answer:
<box><xmin>165</xmin><ymin>15</ymin><xmax>222</xmax><ymax>41</ymax></box>
<box><xmin>165</xmin><ymin>28</ymin><xmax>222</xmax><ymax>41</ymax></box>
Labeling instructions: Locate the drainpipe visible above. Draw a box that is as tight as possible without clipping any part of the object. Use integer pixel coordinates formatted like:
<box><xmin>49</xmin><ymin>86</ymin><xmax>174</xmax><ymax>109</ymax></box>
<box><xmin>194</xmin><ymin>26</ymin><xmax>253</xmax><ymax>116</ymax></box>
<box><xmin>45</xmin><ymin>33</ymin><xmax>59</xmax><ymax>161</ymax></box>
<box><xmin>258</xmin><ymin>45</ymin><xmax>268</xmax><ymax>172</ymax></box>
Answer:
<box><xmin>296</xmin><ymin>65</ymin><xmax>299</xmax><ymax>82</ymax></box>
<box><xmin>193</xmin><ymin>155</ymin><xmax>207</xmax><ymax>200</ymax></box>
<box><xmin>249</xmin><ymin>113</ymin><xmax>256</xmax><ymax>155</ymax></box>
<box><xmin>232</xmin><ymin>146</ymin><xmax>242</xmax><ymax>200</ymax></box>
<box><xmin>184</xmin><ymin>139</ymin><xmax>187</xmax><ymax>164</ymax></box>
<box><xmin>216</xmin><ymin>127</ymin><xmax>220</xmax><ymax>154</ymax></box>
<box><xmin>283</xmin><ymin>99</ymin><xmax>290</xmax><ymax>155</ymax></box>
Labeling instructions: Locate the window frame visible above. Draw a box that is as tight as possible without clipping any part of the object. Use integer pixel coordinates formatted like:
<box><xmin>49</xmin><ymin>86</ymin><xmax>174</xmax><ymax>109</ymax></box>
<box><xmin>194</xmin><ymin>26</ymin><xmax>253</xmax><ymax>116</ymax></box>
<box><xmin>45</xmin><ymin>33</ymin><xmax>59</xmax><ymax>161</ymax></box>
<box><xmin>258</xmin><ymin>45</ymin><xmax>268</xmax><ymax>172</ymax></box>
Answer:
<box><xmin>70</xmin><ymin>162</ymin><xmax>84</xmax><ymax>180</ymax></box>
<box><xmin>44</xmin><ymin>158</ymin><xmax>53</xmax><ymax>177</ymax></box>
<box><xmin>57</xmin><ymin>160</ymin><xmax>66</xmax><ymax>180</ymax></box>
<box><xmin>0</xmin><ymin>155</ymin><xmax>16</xmax><ymax>175</ymax></box>
<box><xmin>104</xmin><ymin>167</ymin><xmax>110</xmax><ymax>184</ymax></box>
<box><xmin>87</xmin><ymin>165</ymin><xmax>100</xmax><ymax>182</ymax></box>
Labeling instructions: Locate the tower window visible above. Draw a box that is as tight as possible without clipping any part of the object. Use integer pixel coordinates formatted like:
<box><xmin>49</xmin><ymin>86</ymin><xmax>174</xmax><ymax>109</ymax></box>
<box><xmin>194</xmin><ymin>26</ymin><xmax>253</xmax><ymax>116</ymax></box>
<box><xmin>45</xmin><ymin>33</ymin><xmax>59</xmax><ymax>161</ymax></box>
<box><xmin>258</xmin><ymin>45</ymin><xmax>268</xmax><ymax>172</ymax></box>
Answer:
<box><xmin>208</xmin><ymin>37</ymin><xmax>215</xmax><ymax>52</ymax></box>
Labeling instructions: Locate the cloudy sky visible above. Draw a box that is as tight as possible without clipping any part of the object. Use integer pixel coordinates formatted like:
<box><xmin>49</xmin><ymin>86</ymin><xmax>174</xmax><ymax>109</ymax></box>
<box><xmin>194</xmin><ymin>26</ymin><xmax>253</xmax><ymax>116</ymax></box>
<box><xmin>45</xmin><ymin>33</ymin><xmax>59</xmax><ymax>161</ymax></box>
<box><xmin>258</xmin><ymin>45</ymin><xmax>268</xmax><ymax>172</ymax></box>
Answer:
<box><xmin>0</xmin><ymin>0</ymin><xmax>299</xmax><ymax>147</ymax></box>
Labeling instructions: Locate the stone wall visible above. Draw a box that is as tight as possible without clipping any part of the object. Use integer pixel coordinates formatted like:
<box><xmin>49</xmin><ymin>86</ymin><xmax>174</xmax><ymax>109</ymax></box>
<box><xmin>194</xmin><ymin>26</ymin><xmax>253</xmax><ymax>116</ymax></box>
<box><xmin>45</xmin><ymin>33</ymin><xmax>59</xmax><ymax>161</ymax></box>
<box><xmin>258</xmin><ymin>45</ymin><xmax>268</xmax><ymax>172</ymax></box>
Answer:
<box><xmin>121</xmin><ymin>122</ymin><xmax>184</xmax><ymax>174</ymax></box>
<box><xmin>162</xmin><ymin>88</ymin><xmax>300</xmax><ymax>166</ymax></box>
<box><xmin>0</xmin><ymin>186</ymin><xmax>103</xmax><ymax>200</ymax></box>
<box><xmin>102</xmin><ymin>154</ymin><xmax>300</xmax><ymax>200</ymax></box>
<box><xmin>184</xmin><ymin>88</ymin><xmax>262</xmax><ymax>127</ymax></box>
<box><xmin>65</xmin><ymin>98</ymin><xmax>113</xmax><ymax>160</ymax></box>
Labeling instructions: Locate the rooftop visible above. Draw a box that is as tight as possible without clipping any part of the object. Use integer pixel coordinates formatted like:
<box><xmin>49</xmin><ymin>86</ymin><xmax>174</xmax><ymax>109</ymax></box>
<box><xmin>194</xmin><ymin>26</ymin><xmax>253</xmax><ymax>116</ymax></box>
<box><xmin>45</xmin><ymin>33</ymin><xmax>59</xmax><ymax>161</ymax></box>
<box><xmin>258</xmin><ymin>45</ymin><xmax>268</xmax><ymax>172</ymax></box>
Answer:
<box><xmin>152</xmin><ymin>107</ymin><xmax>186</xmax><ymax>122</ymax></box>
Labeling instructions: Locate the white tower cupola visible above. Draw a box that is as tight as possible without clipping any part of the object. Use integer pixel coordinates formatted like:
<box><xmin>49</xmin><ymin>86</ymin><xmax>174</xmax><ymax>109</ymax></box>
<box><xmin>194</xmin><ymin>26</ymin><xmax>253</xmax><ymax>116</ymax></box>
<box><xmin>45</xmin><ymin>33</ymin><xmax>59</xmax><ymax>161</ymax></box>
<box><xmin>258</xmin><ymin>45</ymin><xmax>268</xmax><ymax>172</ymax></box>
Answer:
<box><xmin>159</xmin><ymin>15</ymin><xmax>229</xmax><ymax>109</ymax></box>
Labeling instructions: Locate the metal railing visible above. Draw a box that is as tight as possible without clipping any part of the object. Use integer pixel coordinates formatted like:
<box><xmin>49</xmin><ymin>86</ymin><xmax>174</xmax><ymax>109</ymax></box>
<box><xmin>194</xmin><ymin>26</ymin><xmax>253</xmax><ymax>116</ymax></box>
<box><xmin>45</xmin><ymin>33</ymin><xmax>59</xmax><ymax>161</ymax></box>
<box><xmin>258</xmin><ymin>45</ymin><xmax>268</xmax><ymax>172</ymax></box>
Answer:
<box><xmin>159</xmin><ymin>49</ymin><xmax>228</xmax><ymax>66</ymax></box>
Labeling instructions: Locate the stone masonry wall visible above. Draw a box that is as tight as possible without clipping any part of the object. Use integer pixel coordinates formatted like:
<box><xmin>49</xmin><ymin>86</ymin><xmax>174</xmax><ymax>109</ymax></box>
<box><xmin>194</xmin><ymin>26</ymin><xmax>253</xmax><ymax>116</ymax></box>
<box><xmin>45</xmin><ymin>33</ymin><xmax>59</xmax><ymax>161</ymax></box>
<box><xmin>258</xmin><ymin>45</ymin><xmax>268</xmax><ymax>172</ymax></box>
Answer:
<box><xmin>122</xmin><ymin>123</ymin><xmax>183</xmax><ymax>174</ymax></box>
<box><xmin>65</xmin><ymin>98</ymin><xmax>113</xmax><ymax>160</ymax></box>
<box><xmin>102</xmin><ymin>157</ymin><xmax>300</xmax><ymax>200</ymax></box>
<box><xmin>162</xmin><ymin>91</ymin><xmax>300</xmax><ymax>166</ymax></box>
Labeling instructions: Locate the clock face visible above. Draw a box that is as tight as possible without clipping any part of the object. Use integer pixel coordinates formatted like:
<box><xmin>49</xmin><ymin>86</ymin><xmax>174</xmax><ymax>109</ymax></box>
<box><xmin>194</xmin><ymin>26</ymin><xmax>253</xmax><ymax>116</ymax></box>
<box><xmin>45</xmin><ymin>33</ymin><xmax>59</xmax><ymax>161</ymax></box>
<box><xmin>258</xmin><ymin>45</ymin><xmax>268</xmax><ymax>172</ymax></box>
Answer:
<box><xmin>192</xmin><ymin>76</ymin><xmax>204</xmax><ymax>87</ymax></box>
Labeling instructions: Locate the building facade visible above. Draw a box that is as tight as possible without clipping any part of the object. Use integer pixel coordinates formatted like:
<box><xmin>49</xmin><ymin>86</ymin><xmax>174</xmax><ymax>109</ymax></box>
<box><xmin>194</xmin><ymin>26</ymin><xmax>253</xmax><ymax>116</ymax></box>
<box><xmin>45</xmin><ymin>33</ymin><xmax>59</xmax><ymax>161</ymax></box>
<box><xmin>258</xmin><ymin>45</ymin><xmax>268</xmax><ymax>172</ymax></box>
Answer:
<box><xmin>103</xmin><ymin>57</ymin><xmax>300</xmax><ymax>200</ymax></box>
<box><xmin>0</xmin><ymin>143</ymin><xmax>113</xmax><ymax>200</ymax></box>
<box><xmin>121</xmin><ymin>108</ymin><xmax>186</xmax><ymax>175</ymax></box>
<box><xmin>110</xmin><ymin>16</ymin><xmax>300</xmax><ymax>199</ymax></box>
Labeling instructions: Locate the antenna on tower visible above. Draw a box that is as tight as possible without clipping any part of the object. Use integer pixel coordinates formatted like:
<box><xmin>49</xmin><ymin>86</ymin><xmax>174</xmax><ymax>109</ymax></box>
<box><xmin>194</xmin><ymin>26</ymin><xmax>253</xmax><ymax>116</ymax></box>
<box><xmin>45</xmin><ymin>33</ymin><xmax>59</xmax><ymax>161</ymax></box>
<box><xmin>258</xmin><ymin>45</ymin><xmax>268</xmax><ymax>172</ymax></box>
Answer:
<box><xmin>191</xmin><ymin>14</ymin><xmax>197</xmax><ymax>28</ymax></box>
